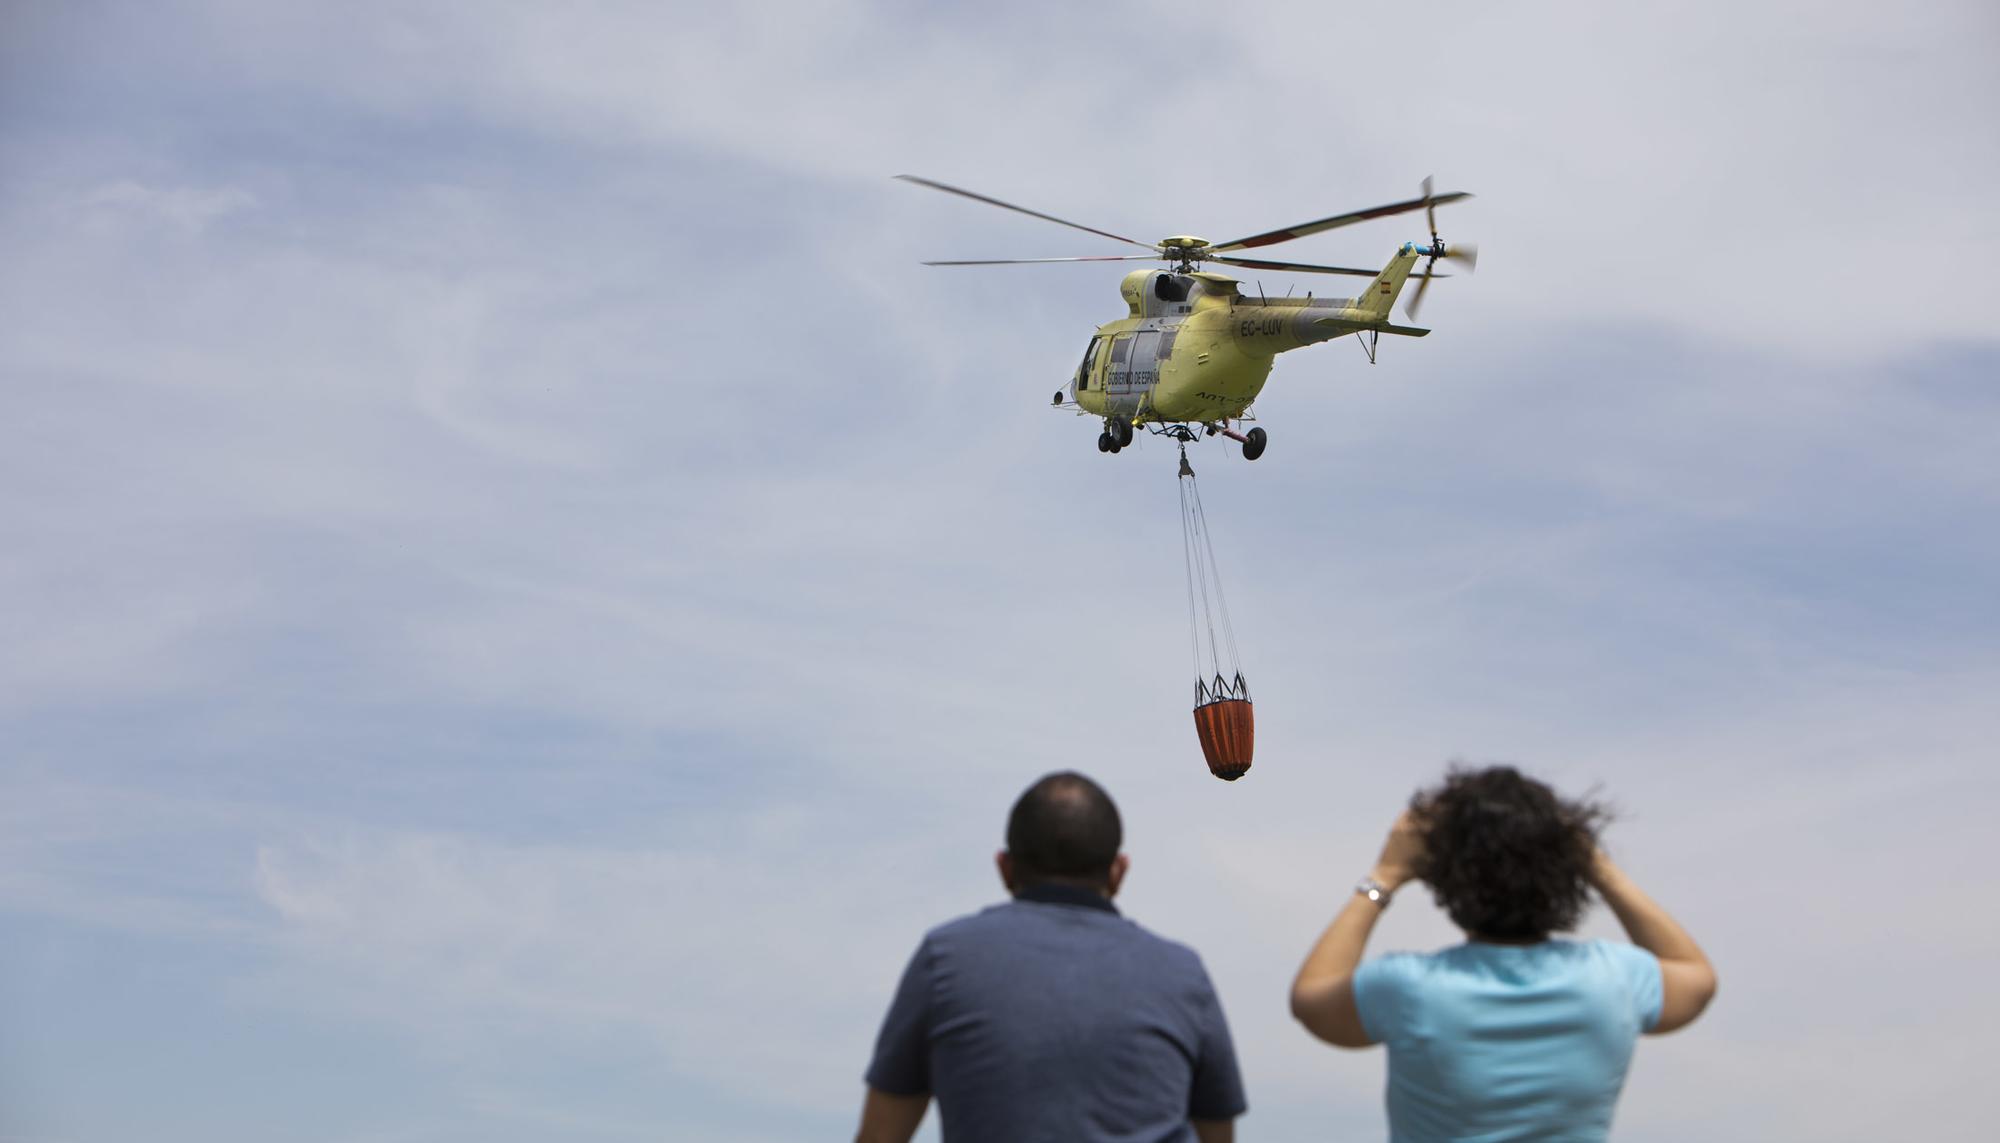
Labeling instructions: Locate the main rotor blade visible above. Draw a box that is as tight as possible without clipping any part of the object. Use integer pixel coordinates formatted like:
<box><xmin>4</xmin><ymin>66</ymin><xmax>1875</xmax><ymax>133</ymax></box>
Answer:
<box><xmin>1210</xmin><ymin>255</ymin><xmax>1377</xmax><ymax>277</ymax></box>
<box><xmin>920</xmin><ymin>255</ymin><xmax>1162</xmax><ymax>266</ymax></box>
<box><xmin>1210</xmin><ymin>189</ymin><xmax>1473</xmax><ymax>252</ymax></box>
<box><xmin>1212</xmin><ymin>254</ymin><xmax>1450</xmax><ymax>279</ymax></box>
<box><xmin>896</xmin><ymin>175</ymin><xmax>1159</xmax><ymax>254</ymax></box>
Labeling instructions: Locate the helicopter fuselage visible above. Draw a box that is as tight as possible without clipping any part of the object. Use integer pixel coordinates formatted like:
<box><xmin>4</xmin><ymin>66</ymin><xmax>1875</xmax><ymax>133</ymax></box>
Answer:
<box><xmin>1068</xmin><ymin>246</ymin><xmax>1428</xmax><ymax>428</ymax></box>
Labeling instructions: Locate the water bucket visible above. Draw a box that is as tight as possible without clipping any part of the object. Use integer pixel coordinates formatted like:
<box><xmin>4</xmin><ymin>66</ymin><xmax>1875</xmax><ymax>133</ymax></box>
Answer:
<box><xmin>1193</xmin><ymin>698</ymin><xmax>1254</xmax><ymax>781</ymax></box>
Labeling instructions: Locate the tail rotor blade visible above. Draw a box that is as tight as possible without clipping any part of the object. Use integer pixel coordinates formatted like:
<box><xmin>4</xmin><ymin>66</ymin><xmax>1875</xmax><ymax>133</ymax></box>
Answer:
<box><xmin>1421</xmin><ymin>174</ymin><xmax>1438</xmax><ymax>246</ymax></box>
<box><xmin>1409</xmin><ymin>176</ymin><xmax>1473</xmax><ymax>318</ymax></box>
<box><xmin>1406</xmin><ymin>272</ymin><xmax>1434</xmax><ymax>321</ymax></box>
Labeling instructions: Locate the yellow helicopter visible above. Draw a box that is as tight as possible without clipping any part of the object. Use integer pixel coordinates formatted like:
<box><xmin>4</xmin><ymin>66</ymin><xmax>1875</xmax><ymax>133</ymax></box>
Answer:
<box><xmin>900</xmin><ymin>175</ymin><xmax>1476</xmax><ymax>458</ymax></box>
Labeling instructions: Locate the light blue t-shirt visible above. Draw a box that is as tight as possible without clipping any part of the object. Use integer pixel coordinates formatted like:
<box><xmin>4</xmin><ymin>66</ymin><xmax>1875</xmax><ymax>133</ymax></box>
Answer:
<box><xmin>1352</xmin><ymin>939</ymin><xmax>1663</xmax><ymax>1142</ymax></box>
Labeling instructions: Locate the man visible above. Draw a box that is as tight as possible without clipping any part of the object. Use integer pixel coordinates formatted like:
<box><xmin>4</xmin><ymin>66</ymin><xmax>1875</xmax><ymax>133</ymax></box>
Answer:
<box><xmin>857</xmin><ymin>771</ymin><xmax>1247</xmax><ymax>1143</ymax></box>
<box><xmin>1290</xmin><ymin>765</ymin><xmax>1718</xmax><ymax>1141</ymax></box>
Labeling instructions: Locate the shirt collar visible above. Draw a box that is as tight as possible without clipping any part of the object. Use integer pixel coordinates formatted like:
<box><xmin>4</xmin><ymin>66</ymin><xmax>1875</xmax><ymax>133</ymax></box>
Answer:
<box><xmin>1015</xmin><ymin>883</ymin><xmax>1120</xmax><ymax>915</ymax></box>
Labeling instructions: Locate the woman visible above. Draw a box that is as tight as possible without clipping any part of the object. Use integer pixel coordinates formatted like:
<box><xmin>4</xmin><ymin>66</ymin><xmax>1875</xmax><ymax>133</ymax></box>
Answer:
<box><xmin>1291</xmin><ymin>765</ymin><xmax>1717</xmax><ymax>1141</ymax></box>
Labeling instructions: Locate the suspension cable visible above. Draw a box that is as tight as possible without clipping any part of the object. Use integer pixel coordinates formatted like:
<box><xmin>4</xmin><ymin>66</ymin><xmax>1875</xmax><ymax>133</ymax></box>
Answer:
<box><xmin>1179</xmin><ymin>461</ymin><xmax>1203</xmax><ymax>686</ymax></box>
<box><xmin>1177</xmin><ymin>445</ymin><xmax>1241</xmax><ymax>699</ymax></box>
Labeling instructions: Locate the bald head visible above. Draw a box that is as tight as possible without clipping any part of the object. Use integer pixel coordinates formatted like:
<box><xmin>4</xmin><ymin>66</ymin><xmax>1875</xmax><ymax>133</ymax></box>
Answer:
<box><xmin>1005</xmin><ymin>771</ymin><xmax>1123</xmax><ymax>888</ymax></box>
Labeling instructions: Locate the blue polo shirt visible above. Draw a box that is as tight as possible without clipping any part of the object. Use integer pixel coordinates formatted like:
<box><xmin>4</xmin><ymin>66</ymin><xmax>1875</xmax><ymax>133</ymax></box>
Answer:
<box><xmin>866</xmin><ymin>885</ymin><xmax>1247</xmax><ymax>1142</ymax></box>
<box><xmin>1353</xmin><ymin>939</ymin><xmax>1664</xmax><ymax>1142</ymax></box>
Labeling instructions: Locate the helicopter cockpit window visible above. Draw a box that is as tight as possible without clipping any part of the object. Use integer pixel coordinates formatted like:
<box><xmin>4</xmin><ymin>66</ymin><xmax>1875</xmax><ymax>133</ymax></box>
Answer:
<box><xmin>1153</xmin><ymin>274</ymin><xmax>1189</xmax><ymax>303</ymax></box>
<box><xmin>1110</xmin><ymin>336</ymin><xmax>1132</xmax><ymax>364</ymax></box>
<box><xmin>1076</xmin><ymin>337</ymin><xmax>1099</xmax><ymax>390</ymax></box>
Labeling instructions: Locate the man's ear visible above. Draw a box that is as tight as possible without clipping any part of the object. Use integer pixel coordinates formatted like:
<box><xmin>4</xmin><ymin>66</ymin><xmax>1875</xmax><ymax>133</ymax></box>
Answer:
<box><xmin>996</xmin><ymin>850</ymin><xmax>1017</xmax><ymax>894</ymax></box>
<box><xmin>1105</xmin><ymin>853</ymin><xmax>1131</xmax><ymax>898</ymax></box>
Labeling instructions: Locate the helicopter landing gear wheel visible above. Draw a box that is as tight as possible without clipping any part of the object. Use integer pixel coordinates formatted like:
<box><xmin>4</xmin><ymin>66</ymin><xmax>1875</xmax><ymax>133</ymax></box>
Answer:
<box><xmin>1106</xmin><ymin>416</ymin><xmax>1134</xmax><ymax>448</ymax></box>
<box><xmin>1242</xmin><ymin>427</ymin><xmax>1268</xmax><ymax>461</ymax></box>
<box><xmin>1098</xmin><ymin>432</ymin><xmax>1115</xmax><ymax>454</ymax></box>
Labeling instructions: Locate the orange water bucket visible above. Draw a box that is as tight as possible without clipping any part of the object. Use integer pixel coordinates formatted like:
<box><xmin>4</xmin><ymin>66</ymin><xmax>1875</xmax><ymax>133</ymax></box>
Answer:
<box><xmin>1193</xmin><ymin>698</ymin><xmax>1254</xmax><ymax>781</ymax></box>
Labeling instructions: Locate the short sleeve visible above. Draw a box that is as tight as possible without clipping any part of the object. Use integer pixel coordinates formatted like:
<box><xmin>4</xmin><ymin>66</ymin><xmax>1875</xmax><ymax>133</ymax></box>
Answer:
<box><xmin>1187</xmin><ymin>962</ymin><xmax>1249</xmax><ymax>1120</ymax></box>
<box><xmin>1601</xmin><ymin>941</ymin><xmax>1664</xmax><ymax>1032</ymax></box>
<box><xmin>864</xmin><ymin>940</ymin><xmax>933</xmax><ymax>1095</ymax></box>
<box><xmin>1351</xmin><ymin>954</ymin><xmax>1414</xmax><ymax>1045</ymax></box>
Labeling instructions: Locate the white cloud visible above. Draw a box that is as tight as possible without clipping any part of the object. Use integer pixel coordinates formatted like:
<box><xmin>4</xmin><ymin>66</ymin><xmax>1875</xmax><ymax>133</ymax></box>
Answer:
<box><xmin>247</xmin><ymin>817</ymin><xmax>962</xmax><ymax>1119</ymax></box>
<box><xmin>119</xmin><ymin>0</ymin><xmax>2000</xmax><ymax>356</ymax></box>
<box><xmin>80</xmin><ymin>179</ymin><xmax>258</xmax><ymax>233</ymax></box>
<box><xmin>3</xmin><ymin>2</ymin><xmax>1999</xmax><ymax>1139</ymax></box>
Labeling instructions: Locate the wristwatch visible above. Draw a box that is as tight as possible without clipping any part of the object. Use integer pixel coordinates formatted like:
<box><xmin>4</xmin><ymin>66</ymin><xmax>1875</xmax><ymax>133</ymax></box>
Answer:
<box><xmin>1356</xmin><ymin>876</ymin><xmax>1392</xmax><ymax>908</ymax></box>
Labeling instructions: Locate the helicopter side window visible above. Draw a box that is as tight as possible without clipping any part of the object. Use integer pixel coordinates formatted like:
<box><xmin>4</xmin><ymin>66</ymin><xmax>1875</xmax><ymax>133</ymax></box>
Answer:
<box><xmin>1076</xmin><ymin>337</ymin><xmax>1100</xmax><ymax>390</ymax></box>
<box><xmin>1110</xmin><ymin>336</ymin><xmax>1132</xmax><ymax>364</ymax></box>
<box><xmin>1156</xmin><ymin>330</ymin><xmax>1178</xmax><ymax>364</ymax></box>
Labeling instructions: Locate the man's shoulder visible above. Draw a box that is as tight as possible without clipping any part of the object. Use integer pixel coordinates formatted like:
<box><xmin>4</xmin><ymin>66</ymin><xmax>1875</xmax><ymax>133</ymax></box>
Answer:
<box><xmin>921</xmin><ymin>901</ymin><xmax>1019</xmax><ymax>943</ymax></box>
<box><xmin>924</xmin><ymin>902</ymin><xmax>1208</xmax><ymax>969</ymax></box>
<box><xmin>1125</xmin><ymin>922</ymin><xmax>1209</xmax><ymax>970</ymax></box>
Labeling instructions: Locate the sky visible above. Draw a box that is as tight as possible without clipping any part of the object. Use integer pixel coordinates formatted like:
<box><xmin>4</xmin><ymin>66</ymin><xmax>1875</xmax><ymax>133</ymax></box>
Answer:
<box><xmin>2</xmin><ymin>1</ymin><xmax>1998</xmax><ymax>1139</ymax></box>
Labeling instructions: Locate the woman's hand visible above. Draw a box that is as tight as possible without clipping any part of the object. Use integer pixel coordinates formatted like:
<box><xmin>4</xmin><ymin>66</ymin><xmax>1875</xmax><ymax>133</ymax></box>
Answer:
<box><xmin>1372</xmin><ymin>810</ymin><xmax>1425</xmax><ymax>891</ymax></box>
<box><xmin>1586</xmin><ymin>846</ymin><xmax>1618</xmax><ymax>891</ymax></box>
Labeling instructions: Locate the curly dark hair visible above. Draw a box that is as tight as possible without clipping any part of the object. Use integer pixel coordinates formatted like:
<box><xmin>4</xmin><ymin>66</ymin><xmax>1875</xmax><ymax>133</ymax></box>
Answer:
<box><xmin>1411</xmin><ymin>764</ymin><xmax>1611</xmax><ymax>941</ymax></box>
